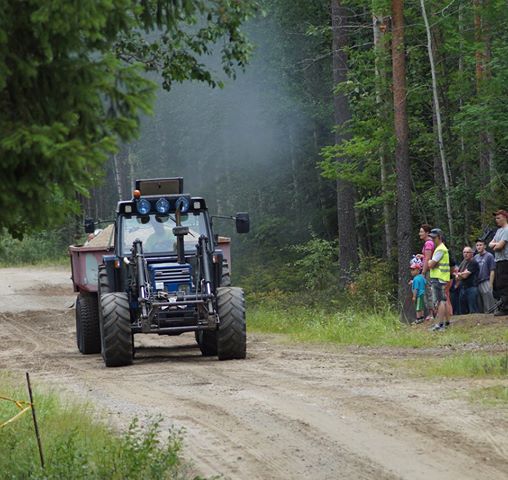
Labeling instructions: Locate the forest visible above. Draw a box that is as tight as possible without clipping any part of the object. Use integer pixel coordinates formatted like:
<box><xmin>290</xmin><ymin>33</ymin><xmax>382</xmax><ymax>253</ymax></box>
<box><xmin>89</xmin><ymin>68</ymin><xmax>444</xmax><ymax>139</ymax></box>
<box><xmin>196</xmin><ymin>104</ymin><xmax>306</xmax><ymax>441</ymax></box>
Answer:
<box><xmin>1</xmin><ymin>0</ymin><xmax>508</xmax><ymax>316</ymax></box>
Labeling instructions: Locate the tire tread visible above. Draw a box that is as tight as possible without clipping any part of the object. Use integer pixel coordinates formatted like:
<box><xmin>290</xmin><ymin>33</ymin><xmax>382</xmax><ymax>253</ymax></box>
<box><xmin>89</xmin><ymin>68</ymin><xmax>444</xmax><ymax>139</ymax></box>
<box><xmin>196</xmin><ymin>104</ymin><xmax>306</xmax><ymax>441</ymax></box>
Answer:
<box><xmin>76</xmin><ymin>293</ymin><xmax>101</xmax><ymax>354</ymax></box>
<box><xmin>217</xmin><ymin>287</ymin><xmax>246</xmax><ymax>360</ymax></box>
<box><xmin>100</xmin><ymin>292</ymin><xmax>133</xmax><ymax>367</ymax></box>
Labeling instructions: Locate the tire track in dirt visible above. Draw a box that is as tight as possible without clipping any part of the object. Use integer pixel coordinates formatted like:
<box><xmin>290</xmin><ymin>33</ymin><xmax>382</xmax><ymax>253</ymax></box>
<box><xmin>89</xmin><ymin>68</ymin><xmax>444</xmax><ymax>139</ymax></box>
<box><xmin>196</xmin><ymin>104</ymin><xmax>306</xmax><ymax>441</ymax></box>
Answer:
<box><xmin>238</xmin><ymin>354</ymin><xmax>508</xmax><ymax>473</ymax></box>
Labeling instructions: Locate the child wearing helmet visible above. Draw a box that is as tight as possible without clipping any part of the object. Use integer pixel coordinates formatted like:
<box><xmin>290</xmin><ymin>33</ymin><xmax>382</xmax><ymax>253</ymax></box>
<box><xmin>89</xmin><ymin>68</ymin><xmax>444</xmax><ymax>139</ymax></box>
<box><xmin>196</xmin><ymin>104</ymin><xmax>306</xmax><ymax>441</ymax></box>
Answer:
<box><xmin>410</xmin><ymin>256</ymin><xmax>426</xmax><ymax>324</ymax></box>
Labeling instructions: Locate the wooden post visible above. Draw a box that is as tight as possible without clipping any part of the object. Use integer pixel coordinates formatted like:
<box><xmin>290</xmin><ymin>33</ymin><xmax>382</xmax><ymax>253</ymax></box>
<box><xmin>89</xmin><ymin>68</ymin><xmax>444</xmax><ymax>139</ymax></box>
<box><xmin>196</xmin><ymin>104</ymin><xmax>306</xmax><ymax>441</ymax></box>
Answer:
<box><xmin>26</xmin><ymin>372</ymin><xmax>44</xmax><ymax>469</ymax></box>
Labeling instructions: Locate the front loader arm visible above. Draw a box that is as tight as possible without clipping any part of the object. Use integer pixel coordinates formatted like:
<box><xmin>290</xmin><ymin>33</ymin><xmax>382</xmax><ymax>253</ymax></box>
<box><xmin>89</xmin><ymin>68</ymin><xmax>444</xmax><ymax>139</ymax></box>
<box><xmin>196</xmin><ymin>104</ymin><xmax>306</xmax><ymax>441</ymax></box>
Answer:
<box><xmin>132</xmin><ymin>239</ymin><xmax>151</xmax><ymax>331</ymax></box>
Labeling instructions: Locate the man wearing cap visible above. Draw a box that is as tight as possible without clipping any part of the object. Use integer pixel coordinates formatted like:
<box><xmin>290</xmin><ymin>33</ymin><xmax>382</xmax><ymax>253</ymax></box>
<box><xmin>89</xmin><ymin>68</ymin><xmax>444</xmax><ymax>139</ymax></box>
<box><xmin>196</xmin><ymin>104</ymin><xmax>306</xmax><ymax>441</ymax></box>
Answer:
<box><xmin>455</xmin><ymin>246</ymin><xmax>479</xmax><ymax>314</ymax></box>
<box><xmin>428</xmin><ymin>228</ymin><xmax>451</xmax><ymax>331</ymax></box>
<box><xmin>489</xmin><ymin>210</ymin><xmax>508</xmax><ymax>316</ymax></box>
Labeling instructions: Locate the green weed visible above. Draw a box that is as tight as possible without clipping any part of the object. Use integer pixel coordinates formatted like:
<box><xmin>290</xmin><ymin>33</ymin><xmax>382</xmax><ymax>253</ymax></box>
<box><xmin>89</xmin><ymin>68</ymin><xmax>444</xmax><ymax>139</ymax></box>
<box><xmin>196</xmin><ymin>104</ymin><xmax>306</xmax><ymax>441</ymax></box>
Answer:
<box><xmin>0</xmin><ymin>374</ymin><xmax>201</xmax><ymax>479</ymax></box>
<box><xmin>469</xmin><ymin>385</ymin><xmax>508</xmax><ymax>406</ymax></box>
<box><xmin>414</xmin><ymin>353</ymin><xmax>508</xmax><ymax>379</ymax></box>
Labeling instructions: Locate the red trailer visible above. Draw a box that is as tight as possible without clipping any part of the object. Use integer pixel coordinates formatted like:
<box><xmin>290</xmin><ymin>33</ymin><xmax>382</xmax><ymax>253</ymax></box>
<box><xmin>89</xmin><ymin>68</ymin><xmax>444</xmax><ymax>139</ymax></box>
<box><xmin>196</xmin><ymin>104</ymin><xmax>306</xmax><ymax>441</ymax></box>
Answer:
<box><xmin>69</xmin><ymin>225</ymin><xmax>114</xmax><ymax>293</ymax></box>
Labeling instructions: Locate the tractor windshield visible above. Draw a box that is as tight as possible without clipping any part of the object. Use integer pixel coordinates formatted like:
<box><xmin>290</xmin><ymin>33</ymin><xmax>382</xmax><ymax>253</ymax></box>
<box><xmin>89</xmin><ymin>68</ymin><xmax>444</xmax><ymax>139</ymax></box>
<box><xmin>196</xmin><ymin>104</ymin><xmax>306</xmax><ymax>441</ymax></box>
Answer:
<box><xmin>120</xmin><ymin>212</ymin><xmax>209</xmax><ymax>256</ymax></box>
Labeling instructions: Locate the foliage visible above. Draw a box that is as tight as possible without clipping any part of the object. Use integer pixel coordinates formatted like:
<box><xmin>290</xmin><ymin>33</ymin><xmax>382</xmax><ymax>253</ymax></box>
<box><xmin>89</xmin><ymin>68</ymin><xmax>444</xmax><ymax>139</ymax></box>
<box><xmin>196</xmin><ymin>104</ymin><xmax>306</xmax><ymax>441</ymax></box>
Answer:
<box><xmin>0</xmin><ymin>227</ymin><xmax>73</xmax><ymax>266</ymax></box>
<box><xmin>346</xmin><ymin>257</ymin><xmax>396</xmax><ymax>312</ymax></box>
<box><xmin>0</xmin><ymin>374</ymin><xmax>202</xmax><ymax>479</ymax></box>
<box><xmin>115</xmin><ymin>1</ymin><xmax>258</xmax><ymax>89</ymax></box>
<box><xmin>290</xmin><ymin>236</ymin><xmax>338</xmax><ymax>290</ymax></box>
<box><xmin>0</xmin><ymin>0</ymin><xmax>257</xmax><ymax>238</ymax></box>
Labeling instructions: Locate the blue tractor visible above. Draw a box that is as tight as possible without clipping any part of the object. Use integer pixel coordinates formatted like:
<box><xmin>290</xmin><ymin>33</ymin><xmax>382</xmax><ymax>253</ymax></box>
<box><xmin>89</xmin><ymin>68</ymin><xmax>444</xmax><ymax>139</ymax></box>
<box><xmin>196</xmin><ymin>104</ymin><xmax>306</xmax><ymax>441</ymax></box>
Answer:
<box><xmin>76</xmin><ymin>177</ymin><xmax>249</xmax><ymax>367</ymax></box>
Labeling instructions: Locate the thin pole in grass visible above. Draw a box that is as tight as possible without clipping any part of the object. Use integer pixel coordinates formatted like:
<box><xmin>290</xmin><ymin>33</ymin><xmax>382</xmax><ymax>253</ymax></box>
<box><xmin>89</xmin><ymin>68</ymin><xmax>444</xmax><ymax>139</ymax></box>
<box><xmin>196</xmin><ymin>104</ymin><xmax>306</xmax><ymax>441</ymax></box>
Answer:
<box><xmin>26</xmin><ymin>372</ymin><xmax>45</xmax><ymax>469</ymax></box>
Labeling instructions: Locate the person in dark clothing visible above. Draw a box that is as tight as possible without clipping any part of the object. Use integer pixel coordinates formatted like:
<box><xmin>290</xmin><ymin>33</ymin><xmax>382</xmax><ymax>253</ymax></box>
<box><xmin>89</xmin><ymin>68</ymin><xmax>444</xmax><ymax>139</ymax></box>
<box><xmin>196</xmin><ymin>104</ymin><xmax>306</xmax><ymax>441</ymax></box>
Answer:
<box><xmin>449</xmin><ymin>257</ymin><xmax>460</xmax><ymax>316</ymax></box>
<box><xmin>489</xmin><ymin>209</ymin><xmax>508</xmax><ymax>316</ymax></box>
<box><xmin>455</xmin><ymin>246</ymin><xmax>479</xmax><ymax>314</ymax></box>
<box><xmin>474</xmin><ymin>239</ymin><xmax>496</xmax><ymax>313</ymax></box>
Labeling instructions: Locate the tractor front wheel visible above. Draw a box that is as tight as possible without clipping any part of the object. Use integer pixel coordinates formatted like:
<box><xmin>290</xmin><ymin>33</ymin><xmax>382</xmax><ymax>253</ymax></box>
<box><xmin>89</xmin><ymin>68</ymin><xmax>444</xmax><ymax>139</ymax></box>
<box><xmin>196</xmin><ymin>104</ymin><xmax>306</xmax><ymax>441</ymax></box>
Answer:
<box><xmin>217</xmin><ymin>287</ymin><xmax>246</xmax><ymax>360</ymax></box>
<box><xmin>76</xmin><ymin>293</ymin><xmax>101</xmax><ymax>354</ymax></box>
<box><xmin>100</xmin><ymin>293</ymin><xmax>133</xmax><ymax>367</ymax></box>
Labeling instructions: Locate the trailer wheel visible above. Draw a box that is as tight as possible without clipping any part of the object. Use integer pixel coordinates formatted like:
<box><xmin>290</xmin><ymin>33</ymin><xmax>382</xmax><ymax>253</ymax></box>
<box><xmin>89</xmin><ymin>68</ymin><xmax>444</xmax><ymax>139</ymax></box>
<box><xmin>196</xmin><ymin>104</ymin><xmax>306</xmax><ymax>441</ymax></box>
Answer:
<box><xmin>196</xmin><ymin>329</ymin><xmax>218</xmax><ymax>356</ymax></box>
<box><xmin>100</xmin><ymin>292</ymin><xmax>133</xmax><ymax>367</ymax></box>
<box><xmin>217</xmin><ymin>287</ymin><xmax>246</xmax><ymax>360</ymax></box>
<box><xmin>76</xmin><ymin>293</ymin><xmax>101</xmax><ymax>354</ymax></box>
<box><xmin>98</xmin><ymin>265</ymin><xmax>111</xmax><ymax>294</ymax></box>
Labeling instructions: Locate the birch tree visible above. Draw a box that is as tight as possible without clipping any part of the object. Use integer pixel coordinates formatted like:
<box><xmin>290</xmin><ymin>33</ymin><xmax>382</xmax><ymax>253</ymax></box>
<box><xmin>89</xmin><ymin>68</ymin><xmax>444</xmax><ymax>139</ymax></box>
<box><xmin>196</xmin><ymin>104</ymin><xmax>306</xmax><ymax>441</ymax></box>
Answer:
<box><xmin>420</xmin><ymin>0</ymin><xmax>453</xmax><ymax>239</ymax></box>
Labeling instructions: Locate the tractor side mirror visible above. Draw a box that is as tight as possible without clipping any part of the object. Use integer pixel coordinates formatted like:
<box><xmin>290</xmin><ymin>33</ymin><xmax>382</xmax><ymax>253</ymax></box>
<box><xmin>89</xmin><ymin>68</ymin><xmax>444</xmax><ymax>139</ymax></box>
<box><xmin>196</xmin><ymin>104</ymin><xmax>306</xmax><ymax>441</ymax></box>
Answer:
<box><xmin>84</xmin><ymin>218</ymin><xmax>95</xmax><ymax>234</ymax></box>
<box><xmin>235</xmin><ymin>212</ymin><xmax>250</xmax><ymax>234</ymax></box>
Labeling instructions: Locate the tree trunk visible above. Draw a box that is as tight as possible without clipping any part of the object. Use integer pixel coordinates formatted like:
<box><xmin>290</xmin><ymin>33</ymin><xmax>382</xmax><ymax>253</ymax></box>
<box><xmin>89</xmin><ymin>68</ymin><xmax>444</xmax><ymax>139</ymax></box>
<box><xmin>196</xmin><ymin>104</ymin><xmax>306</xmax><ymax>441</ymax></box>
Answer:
<box><xmin>331</xmin><ymin>0</ymin><xmax>359</xmax><ymax>285</ymax></box>
<box><xmin>314</xmin><ymin>124</ymin><xmax>332</xmax><ymax>236</ymax></box>
<box><xmin>458</xmin><ymin>2</ymin><xmax>469</xmax><ymax>243</ymax></box>
<box><xmin>420</xmin><ymin>0</ymin><xmax>453</xmax><ymax>239</ymax></box>
<box><xmin>288</xmin><ymin>126</ymin><xmax>299</xmax><ymax>211</ymax></box>
<box><xmin>391</xmin><ymin>0</ymin><xmax>413</xmax><ymax>322</ymax></box>
<box><xmin>112</xmin><ymin>153</ymin><xmax>124</xmax><ymax>202</ymax></box>
<box><xmin>372</xmin><ymin>11</ymin><xmax>393</xmax><ymax>259</ymax></box>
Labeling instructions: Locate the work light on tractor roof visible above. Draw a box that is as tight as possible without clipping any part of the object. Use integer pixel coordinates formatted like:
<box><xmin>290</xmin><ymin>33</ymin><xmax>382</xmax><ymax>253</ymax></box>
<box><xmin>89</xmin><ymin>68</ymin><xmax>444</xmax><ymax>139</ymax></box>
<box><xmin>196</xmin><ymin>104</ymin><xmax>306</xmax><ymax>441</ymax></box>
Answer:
<box><xmin>69</xmin><ymin>177</ymin><xmax>250</xmax><ymax>367</ymax></box>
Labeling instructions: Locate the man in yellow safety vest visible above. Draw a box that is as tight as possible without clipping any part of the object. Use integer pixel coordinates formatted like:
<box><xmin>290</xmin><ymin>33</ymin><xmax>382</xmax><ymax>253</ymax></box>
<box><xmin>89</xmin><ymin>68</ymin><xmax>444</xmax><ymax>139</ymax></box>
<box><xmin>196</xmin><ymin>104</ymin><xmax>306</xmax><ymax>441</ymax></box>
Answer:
<box><xmin>428</xmin><ymin>228</ymin><xmax>451</xmax><ymax>331</ymax></box>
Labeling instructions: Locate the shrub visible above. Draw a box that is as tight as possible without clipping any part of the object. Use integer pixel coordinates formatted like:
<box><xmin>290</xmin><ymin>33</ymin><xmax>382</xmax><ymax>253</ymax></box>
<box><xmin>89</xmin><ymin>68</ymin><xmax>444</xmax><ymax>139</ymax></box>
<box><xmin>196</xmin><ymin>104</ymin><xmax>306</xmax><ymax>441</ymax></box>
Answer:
<box><xmin>0</xmin><ymin>226</ymin><xmax>74</xmax><ymax>266</ymax></box>
<box><xmin>290</xmin><ymin>236</ymin><xmax>339</xmax><ymax>290</ymax></box>
<box><xmin>346</xmin><ymin>256</ymin><xmax>396</xmax><ymax>311</ymax></box>
<box><xmin>0</xmin><ymin>375</ymin><xmax>200</xmax><ymax>479</ymax></box>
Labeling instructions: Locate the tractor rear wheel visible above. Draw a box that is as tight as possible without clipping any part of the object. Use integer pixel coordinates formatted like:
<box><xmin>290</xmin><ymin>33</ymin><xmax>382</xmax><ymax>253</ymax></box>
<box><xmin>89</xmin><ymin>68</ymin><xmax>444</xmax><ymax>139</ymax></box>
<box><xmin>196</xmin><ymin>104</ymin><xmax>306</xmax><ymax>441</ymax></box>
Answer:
<box><xmin>100</xmin><ymin>292</ymin><xmax>133</xmax><ymax>367</ymax></box>
<box><xmin>217</xmin><ymin>287</ymin><xmax>246</xmax><ymax>360</ymax></box>
<box><xmin>76</xmin><ymin>293</ymin><xmax>101</xmax><ymax>354</ymax></box>
<box><xmin>196</xmin><ymin>329</ymin><xmax>218</xmax><ymax>356</ymax></box>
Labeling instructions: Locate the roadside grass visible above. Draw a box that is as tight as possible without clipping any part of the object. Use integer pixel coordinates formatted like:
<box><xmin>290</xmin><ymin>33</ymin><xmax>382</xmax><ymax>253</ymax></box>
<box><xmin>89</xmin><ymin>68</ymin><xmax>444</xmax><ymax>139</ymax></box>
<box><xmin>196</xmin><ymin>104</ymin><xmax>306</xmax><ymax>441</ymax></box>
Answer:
<box><xmin>0</xmin><ymin>374</ymin><xmax>201</xmax><ymax>480</ymax></box>
<box><xmin>407</xmin><ymin>352</ymin><xmax>508</xmax><ymax>378</ymax></box>
<box><xmin>248</xmin><ymin>302</ymin><xmax>508</xmax><ymax>349</ymax></box>
<box><xmin>468</xmin><ymin>385</ymin><xmax>508</xmax><ymax>406</ymax></box>
<box><xmin>397</xmin><ymin>353</ymin><xmax>508</xmax><ymax>405</ymax></box>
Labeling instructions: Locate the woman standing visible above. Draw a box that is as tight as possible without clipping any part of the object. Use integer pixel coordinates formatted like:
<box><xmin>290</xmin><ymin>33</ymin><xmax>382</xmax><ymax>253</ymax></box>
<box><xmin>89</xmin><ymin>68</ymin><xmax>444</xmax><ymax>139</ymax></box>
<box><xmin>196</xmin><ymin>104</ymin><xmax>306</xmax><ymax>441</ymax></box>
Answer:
<box><xmin>418</xmin><ymin>224</ymin><xmax>435</xmax><ymax>320</ymax></box>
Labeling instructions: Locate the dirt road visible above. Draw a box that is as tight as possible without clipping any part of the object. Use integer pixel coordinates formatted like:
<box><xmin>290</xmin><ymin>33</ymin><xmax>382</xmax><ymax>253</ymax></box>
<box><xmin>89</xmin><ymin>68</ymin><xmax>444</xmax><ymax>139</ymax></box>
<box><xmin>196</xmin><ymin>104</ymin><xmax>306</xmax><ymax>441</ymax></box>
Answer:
<box><xmin>0</xmin><ymin>267</ymin><xmax>507</xmax><ymax>479</ymax></box>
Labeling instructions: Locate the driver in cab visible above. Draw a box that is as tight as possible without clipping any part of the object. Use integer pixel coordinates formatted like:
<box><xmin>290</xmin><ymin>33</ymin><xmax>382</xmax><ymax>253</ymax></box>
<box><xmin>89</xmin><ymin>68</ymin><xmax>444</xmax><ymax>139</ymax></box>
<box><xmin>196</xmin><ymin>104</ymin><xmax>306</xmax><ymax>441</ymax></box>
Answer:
<box><xmin>144</xmin><ymin>217</ymin><xmax>174</xmax><ymax>253</ymax></box>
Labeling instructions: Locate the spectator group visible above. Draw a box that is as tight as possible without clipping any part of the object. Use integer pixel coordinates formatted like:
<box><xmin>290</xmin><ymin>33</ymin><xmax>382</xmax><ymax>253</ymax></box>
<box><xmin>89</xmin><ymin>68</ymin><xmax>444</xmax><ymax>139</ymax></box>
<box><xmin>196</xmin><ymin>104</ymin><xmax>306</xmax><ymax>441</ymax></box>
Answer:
<box><xmin>410</xmin><ymin>210</ymin><xmax>508</xmax><ymax>331</ymax></box>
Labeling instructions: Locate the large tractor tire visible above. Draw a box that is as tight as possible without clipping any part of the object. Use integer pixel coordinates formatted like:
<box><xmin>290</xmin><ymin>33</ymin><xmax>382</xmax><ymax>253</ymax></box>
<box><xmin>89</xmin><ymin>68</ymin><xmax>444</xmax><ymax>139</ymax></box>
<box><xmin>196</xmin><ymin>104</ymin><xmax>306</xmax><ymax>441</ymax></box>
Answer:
<box><xmin>196</xmin><ymin>329</ymin><xmax>218</xmax><ymax>357</ymax></box>
<box><xmin>76</xmin><ymin>293</ymin><xmax>101</xmax><ymax>354</ymax></box>
<box><xmin>217</xmin><ymin>287</ymin><xmax>246</xmax><ymax>360</ymax></box>
<box><xmin>100</xmin><ymin>292</ymin><xmax>133</xmax><ymax>367</ymax></box>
